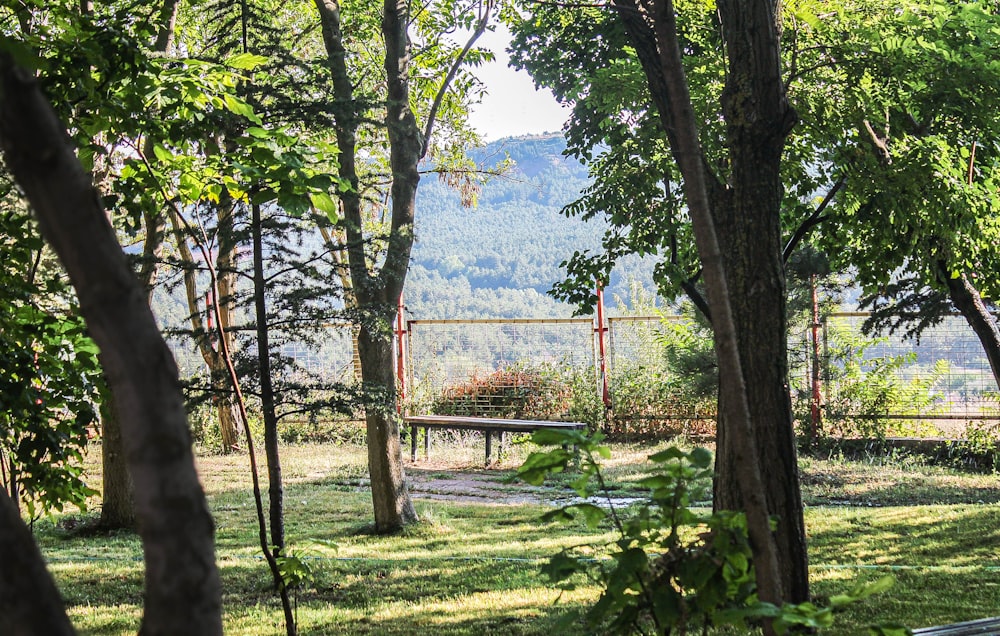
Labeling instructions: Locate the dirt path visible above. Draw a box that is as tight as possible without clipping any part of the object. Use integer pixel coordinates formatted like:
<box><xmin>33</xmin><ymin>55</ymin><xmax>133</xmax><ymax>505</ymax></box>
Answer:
<box><xmin>406</xmin><ymin>466</ymin><xmax>564</xmax><ymax>506</ymax></box>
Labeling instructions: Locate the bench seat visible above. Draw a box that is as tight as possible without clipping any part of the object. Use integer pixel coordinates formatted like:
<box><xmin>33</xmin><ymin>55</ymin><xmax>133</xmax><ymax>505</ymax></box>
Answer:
<box><xmin>913</xmin><ymin>616</ymin><xmax>1000</xmax><ymax>635</ymax></box>
<box><xmin>404</xmin><ymin>415</ymin><xmax>586</xmax><ymax>465</ymax></box>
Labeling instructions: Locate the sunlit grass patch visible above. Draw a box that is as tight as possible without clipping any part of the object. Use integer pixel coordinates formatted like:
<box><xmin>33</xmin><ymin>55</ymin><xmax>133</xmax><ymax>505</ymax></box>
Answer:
<box><xmin>38</xmin><ymin>441</ymin><xmax>1000</xmax><ymax>634</ymax></box>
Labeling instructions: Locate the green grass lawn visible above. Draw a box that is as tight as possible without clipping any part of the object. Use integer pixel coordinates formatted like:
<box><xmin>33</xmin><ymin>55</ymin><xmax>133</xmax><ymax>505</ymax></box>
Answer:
<box><xmin>33</xmin><ymin>441</ymin><xmax>1000</xmax><ymax>635</ymax></box>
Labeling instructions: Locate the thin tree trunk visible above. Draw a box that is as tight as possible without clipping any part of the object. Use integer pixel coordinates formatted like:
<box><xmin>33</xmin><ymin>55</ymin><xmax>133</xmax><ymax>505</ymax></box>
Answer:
<box><xmin>167</xmin><ymin>206</ymin><xmax>245</xmax><ymax>453</ymax></box>
<box><xmin>214</xmin><ymin>194</ymin><xmax>245</xmax><ymax>450</ymax></box>
<box><xmin>0</xmin><ymin>53</ymin><xmax>222</xmax><ymax>636</ymax></box>
<box><xmin>938</xmin><ymin>265</ymin><xmax>1000</xmax><ymax>392</ymax></box>
<box><xmin>252</xmin><ymin>203</ymin><xmax>286</xmax><ymax>554</ymax></box>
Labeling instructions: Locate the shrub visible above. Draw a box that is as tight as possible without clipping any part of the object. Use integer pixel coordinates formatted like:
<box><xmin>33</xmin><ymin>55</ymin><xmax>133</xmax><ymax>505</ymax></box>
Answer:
<box><xmin>607</xmin><ymin>310</ymin><xmax>717</xmax><ymax>440</ymax></box>
<box><xmin>822</xmin><ymin>328</ymin><xmax>945</xmax><ymax>439</ymax></box>
<box><xmin>429</xmin><ymin>362</ymin><xmax>603</xmax><ymax>428</ymax></box>
<box><xmin>518</xmin><ymin>431</ymin><xmax>899</xmax><ymax>635</ymax></box>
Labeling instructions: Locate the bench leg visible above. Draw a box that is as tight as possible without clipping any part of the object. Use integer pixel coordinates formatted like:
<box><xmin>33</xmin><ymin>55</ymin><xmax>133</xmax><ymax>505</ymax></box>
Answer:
<box><xmin>424</xmin><ymin>427</ymin><xmax>430</xmax><ymax>459</ymax></box>
<box><xmin>485</xmin><ymin>430</ymin><xmax>492</xmax><ymax>466</ymax></box>
<box><xmin>410</xmin><ymin>425</ymin><xmax>417</xmax><ymax>462</ymax></box>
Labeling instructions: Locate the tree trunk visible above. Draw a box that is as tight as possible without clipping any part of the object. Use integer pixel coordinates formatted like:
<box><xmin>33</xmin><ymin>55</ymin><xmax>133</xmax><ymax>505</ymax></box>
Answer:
<box><xmin>358</xmin><ymin>316</ymin><xmax>418</xmax><ymax>531</ymax></box>
<box><xmin>314</xmin><ymin>0</ymin><xmax>419</xmax><ymax>533</ymax></box>
<box><xmin>214</xmin><ymin>196</ymin><xmax>245</xmax><ymax>450</ymax></box>
<box><xmin>711</xmin><ymin>0</ymin><xmax>809</xmax><ymax>603</ymax></box>
<box><xmin>98</xmin><ymin>375</ymin><xmax>135</xmax><ymax>529</ymax></box>
<box><xmin>0</xmin><ymin>54</ymin><xmax>222</xmax><ymax>635</ymax></box>
<box><xmin>938</xmin><ymin>266</ymin><xmax>1000</xmax><ymax>392</ymax></box>
<box><xmin>168</xmin><ymin>205</ymin><xmax>245</xmax><ymax>453</ymax></box>
<box><xmin>252</xmin><ymin>203</ymin><xmax>286</xmax><ymax>552</ymax></box>
<box><xmin>0</xmin><ymin>489</ymin><xmax>76</xmax><ymax>636</ymax></box>
<box><xmin>612</xmin><ymin>0</ymin><xmax>808</xmax><ymax>609</ymax></box>
<box><xmin>215</xmin><ymin>390</ymin><xmax>244</xmax><ymax>451</ymax></box>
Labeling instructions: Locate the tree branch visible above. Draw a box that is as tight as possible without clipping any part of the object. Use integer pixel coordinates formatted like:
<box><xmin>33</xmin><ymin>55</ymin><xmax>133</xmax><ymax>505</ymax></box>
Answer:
<box><xmin>420</xmin><ymin>0</ymin><xmax>494</xmax><ymax>158</ymax></box>
<box><xmin>782</xmin><ymin>175</ymin><xmax>844</xmax><ymax>262</ymax></box>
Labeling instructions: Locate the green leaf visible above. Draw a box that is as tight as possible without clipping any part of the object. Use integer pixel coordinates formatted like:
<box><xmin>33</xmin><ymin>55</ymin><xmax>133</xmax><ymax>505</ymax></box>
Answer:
<box><xmin>531</xmin><ymin>427</ymin><xmax>584</xmax><ymax>447</ymax></box>
<box><xmin>830</xmin><ymin>575</ymin><xmax>895</xmax><ymax>607</ymax></box>
<box><xmin>152</xmin><ymin>144</ymin><xmax>172</xmax><ymax>162</ymax></box>
<box><xmin>222</xmin><ymin>94</ymin><xmax>260</xmax><ymax>123</ymax></box>
<box><xmin>541</xmin><ymin>551</ymin><xmax>585</xmax><ymax>583</ymax></box>
<box><xmin>310</xmin><ymin>191</ymin><xmax>339</xmax><ymax>222</ymax></box>
<box><xmin>690</xmin><ymin>447</ymin><xmax>713</xmax><ymax>468</ymax></box>
<box><xmin>226</xmin><ymin>53</ymin><xmax>269</xmax><ymax>70</ymax></box>
<box><xmin>0</xmin><ymin>39</ymin><xmax>45</xmax><ymax>71</ymax></box>
<box><xmin>516</xmin><ymin>448</ymin><xmax>571</xmax><ymax>485</ymax></box>
<box><xmin>569</xmin><ymin>502</ymin><xmax>608</xmax><ymax>528</ymax></box>
<box><xmin>649</xmin><ymin>447</ymin><xmax>685</xmax><ymax>463</ymax></box>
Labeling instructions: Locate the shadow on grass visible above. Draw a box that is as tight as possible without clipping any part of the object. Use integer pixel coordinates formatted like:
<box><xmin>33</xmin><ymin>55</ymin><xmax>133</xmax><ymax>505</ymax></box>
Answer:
<box><xmin>809</xmin><ymin>504</ymin><xmax>1000</xmax><ymax>568</ymax></box>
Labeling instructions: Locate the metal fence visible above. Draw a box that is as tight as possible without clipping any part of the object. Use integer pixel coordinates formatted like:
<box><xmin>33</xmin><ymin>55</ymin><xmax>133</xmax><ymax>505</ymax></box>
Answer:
<box><xmin>793</xmin><ymin>313</ymin><xmax>1000</xmax><ymax>435</ymax></box>
<box><xmin>174</xmin><ymin>310</ymin><xmax>999</xmax><ymax>435</ymax></box>
<box><xmin>405</xmin><ymin>318</ymin><xmax>597</xmax><ymax>410</ymax></box>
<box><xmin>403</xmin><ymin>312</ymin><xmax>999</xmax><ymax>435</ymax></box>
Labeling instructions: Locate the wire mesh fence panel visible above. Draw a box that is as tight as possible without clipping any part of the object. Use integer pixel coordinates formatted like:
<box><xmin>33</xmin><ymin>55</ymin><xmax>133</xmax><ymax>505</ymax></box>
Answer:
<box><xmin>606</xmin><ymin>315</ymin><xmax>717</xmax><ymax>437</ymax></box>
<box><xmin>407</xmin><ymin>319</ymin><xmax>598</xmax><ymax>417</ymax></box>
<box><xmin>278</xmin><ymin>324</ymin><xmax>360</xmax><ymax>384</ymax></box>
<box><xmin>819</xmin><ymin>313</ymin><xmax>1000</xmax><ymax>436</ymax></box>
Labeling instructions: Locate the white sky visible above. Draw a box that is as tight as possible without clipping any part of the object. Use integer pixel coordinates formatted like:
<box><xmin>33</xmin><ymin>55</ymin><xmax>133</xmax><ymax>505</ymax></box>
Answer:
<box><xmin>465</xmin><ymin>25</ymin><xmax>570</xmax><ymax>141</ymax></box>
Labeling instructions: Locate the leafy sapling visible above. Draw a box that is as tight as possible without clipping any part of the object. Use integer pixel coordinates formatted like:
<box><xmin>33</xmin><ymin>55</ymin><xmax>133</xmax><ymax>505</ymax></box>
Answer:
<box><xmin>518</xmin><ymin>430</ymin><xmax>900</xmax><ymax>635</ymax></box>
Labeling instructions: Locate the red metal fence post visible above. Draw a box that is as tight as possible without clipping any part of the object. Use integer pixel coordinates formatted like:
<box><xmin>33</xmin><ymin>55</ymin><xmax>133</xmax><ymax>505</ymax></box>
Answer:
<box><xmin>395</xmin><ymin>292</ymin><xmax>407</xmax><ymax>414</ymax></box>
<box><xmin>810</xmin><ymin>275</ymin><xmax>822</xmax><ymax>441</ymax></box>
<box><xmin>595</xmin><ymin>283</ymin><xmax>611</xmax><ymax>409</ymax></box>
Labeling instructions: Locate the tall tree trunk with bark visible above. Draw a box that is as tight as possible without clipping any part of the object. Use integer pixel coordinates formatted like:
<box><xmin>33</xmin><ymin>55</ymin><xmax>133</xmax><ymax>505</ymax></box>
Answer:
<box><xmin>612</xmin><ymin>0</ymin><xmax>808</xmax><ymax>608</ymax></box>
<box><xmin>99</xmin><ymin>0</ymin><xmax>179</xmax><ymax>528</ymax></box>
<box><xmin>98</xmin><ymin>376</ymin><xmax>134</xmax><ymax>529</ymax></box>
<box><xmin>314</xmin><ymin>0</ymin><xmax>490</xmax><ymax>532</ymax></box>
<box><xmin>314</xmin><ymin>0</ymin><xmax>418</xmax><ymax>533</ymax></box>
<box><xmin>0</xmin><ymin>53</ymin><xmax>222</xmax><ymax>636</ymax></box>
<box><xmin>710</xmin><ymin>0</ymin><xmax>809</xmax><ymax>603</ymax></box>
<box><xmin>0</xmin><ymin>489</ymin><xmax>76</xmax><ymax>636</ymax></box>
<box><xmin>937</xmin><ymin>264</ymin><xmax>1000</xmax><ymax>392</ymax></box>
<box><xmin>251</xmin><ymin>202</ymin><xmax>286</xmax><ymax>554</ymax></box>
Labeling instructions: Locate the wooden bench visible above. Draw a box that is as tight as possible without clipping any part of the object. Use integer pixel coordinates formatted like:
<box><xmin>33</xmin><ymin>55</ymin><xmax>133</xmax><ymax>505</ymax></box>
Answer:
<box><xmin>404</xmin><ymin>415</ymin><xmax>586</xmax><ymax>466</ymax></box>
<box><xmin>913</xmin><ymin>616</ymin><xmax>1000</xmax><ymax>635</ymax></box>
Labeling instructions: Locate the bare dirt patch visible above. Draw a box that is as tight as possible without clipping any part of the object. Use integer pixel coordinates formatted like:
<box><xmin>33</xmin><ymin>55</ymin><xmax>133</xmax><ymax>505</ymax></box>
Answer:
<box><xmin>406</xmin><ymin>466</ymin><xmax>562</xmax><ymax>506</ymax></box>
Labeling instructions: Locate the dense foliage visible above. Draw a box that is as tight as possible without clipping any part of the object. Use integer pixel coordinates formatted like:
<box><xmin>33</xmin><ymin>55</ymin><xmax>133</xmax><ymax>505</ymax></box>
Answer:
<box><xmin>0</xmin><ymin>205</ymin><xmax>100</xmax><ymax>517</ymax></box>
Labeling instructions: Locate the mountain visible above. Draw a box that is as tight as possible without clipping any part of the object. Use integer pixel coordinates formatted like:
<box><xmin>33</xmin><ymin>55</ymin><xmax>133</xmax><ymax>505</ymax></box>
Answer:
<box><xmin>407</xmin><ymin>134</ymin><xmax>657</xmax><ymax>318</ymax></box>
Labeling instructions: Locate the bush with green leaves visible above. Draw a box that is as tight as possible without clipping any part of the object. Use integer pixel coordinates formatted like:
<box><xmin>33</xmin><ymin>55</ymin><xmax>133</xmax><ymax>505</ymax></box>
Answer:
<box><xmin>0</xmin><ymin>209</ymin><xmax>101</xmax><ymax>517</ymax></box>
<box><xmin>823</xmin><ymin>328</ymin><xmax>945</xmax><ymax>439</ymax></box>
<box><xmin>518</xmin><ymin>429</ymin><xmax>901</xmax><ymax>634</ymax></box>
<box><xmin>429</xmin><ymin>361</ymin><xmax>602</xmax><ymax>427</ymax></box>
<box><xmin>608</xmin><ymin>310</ymin><xmax>717</xmax><ymax>439</ymax></box>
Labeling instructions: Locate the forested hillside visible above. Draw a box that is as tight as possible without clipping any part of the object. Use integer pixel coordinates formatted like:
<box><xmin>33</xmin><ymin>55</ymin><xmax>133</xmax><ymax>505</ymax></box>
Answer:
<box><xmin>407</xmin><ymin>134</ymin><xmax>656</xmax><ymax>318</ymax></box>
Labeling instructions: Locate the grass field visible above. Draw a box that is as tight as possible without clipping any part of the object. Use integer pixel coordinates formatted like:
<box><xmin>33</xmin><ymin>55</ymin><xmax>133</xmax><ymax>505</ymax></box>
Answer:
<box><xmin>33</xmin><ymin>439</ymin><xmax>1000</xmax><ymax>635</ymax></box>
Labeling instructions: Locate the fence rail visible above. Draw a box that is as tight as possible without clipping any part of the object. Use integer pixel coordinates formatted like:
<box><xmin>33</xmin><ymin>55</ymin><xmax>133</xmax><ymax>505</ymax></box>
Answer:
<box><xmin>174</xmin><ymin>308</ymin><xmax>999</xmax><ymax>437</ymax></box>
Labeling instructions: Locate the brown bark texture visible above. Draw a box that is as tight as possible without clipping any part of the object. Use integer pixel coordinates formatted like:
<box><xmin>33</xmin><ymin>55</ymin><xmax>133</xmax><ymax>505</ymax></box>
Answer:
<box><xmin>612</xmin><ymin>0</ymin><xmax>808</xmax><ymax>608</ymax></box>
<box><xmin>98</xmin><ymin>379</ymin><xmax>135</xmax><ymax>528</ymax></box>
<box><xmin>0</xmin><ymin>56</ymin><xmax>222</xmax><ymax>635</ymax></box>
<box><xmin>939</xmin><ymin>267</ymin><xmax>1000</xmax><ymax>392</ymax></box>
<box><xmin>98</xmin><ymin>0</ymin><xmax>178</xmax><ymax>529</ymax></box>
<box><xmin>168</xmin><ymin>205</ymin><xmax>245</xmax><ymax>453</ymax></box>
<box><xmin>0</xmin><ymin>489</ymin><xmax>76</xmax><ymax>636</ymax></box>
<box><xmin>314</xmin><ymin>0</ymin><xmax>418</xmax><ymax>533</ymax></box>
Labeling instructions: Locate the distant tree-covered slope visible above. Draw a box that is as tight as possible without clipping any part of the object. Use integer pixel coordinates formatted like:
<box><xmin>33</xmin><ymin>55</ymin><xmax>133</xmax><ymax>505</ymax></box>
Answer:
<box><xmin>408</xmin><ymin>134</ymin><xmax>656</xmax><ymax>318</ymax></box>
